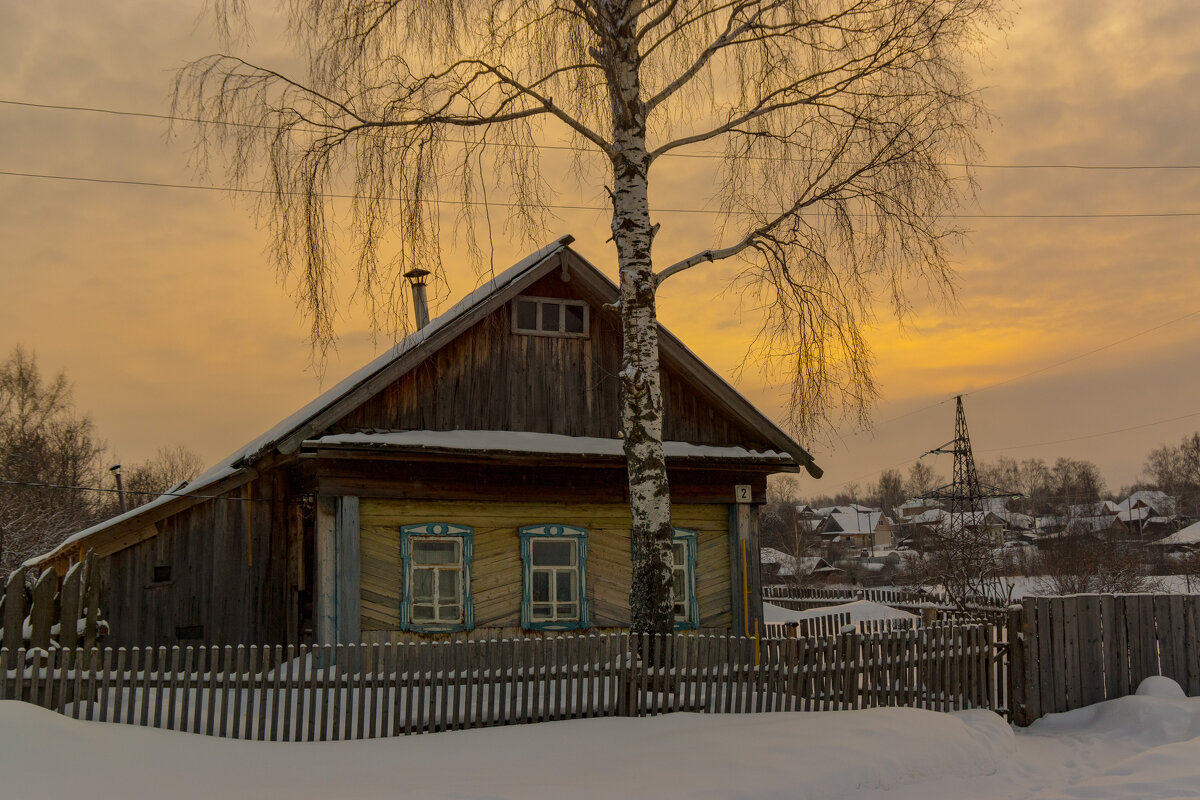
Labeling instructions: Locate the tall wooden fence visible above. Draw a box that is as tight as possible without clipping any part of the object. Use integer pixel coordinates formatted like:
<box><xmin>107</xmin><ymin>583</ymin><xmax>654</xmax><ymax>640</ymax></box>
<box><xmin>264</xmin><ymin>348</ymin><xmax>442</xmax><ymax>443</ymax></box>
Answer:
<box><xmin>0</xmin><ymin>626</ymin><xmax>993</xmax><ymax>741</ymax></box>
<box><xmin>1</xmin><ymin>551</ymin><xmax>104</xmax><ymax>651</ymax></box>
<box><xmin>1009</xmin><ymin>594</ymin><xmax>1200</xmax><ymax>725</ymax></box>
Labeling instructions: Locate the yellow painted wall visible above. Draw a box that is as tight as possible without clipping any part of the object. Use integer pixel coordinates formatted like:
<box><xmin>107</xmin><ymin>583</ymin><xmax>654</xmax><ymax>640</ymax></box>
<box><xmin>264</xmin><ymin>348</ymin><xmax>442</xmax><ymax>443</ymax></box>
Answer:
<box><xmin>359</xmin><ymin>499</ymin><xmax>732</xmax><ymax>635</ymax></box>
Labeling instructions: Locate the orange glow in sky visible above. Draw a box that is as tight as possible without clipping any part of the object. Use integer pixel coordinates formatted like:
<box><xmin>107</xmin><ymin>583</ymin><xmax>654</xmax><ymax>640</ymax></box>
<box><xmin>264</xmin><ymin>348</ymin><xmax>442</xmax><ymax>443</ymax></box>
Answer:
<box><xmin>2</xmin><ymin>0</ymin><xmax>1199</xmax><ymax>495</ymax></box>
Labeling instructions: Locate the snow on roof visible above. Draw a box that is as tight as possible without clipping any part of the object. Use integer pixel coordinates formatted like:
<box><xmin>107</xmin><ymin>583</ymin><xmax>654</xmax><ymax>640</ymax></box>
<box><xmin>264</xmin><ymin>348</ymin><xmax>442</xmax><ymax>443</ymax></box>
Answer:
<box><xmin>827</xmin><ymin>509</ymin><xmax>884</xmax><ymax>534</ymax></box>
<box><xmin>231</xmin><ymin>236</ymin><xmax>575</xmax><ymax>466</ymax></box>
<box><xmin>760</xmin><ymin>547</ymin><xmax>792</xmax><ymax>565</ymax></box>
<box><xmin>1118</xmin><ymin>506</ymin><xmax>1152</xmax><ymax>524</ymax></box>
<box><xmin>1149</xmin><ymin>520</ymin><xmax>1200</xmax><ymax>547</ymax></box>
<box><xmin>30</xmin><ymin>237</ymin><xmax>574</xmax><ymax>568</ymax></box>
<box><xmin>305</xmin><ymin>430</ymin><xmax>791</xmax><ymax>462</ymax></box>
<box><xmin>759</xmin><ymin>549</ymin><xmax>833</xmax><ymax>577</ymax></box>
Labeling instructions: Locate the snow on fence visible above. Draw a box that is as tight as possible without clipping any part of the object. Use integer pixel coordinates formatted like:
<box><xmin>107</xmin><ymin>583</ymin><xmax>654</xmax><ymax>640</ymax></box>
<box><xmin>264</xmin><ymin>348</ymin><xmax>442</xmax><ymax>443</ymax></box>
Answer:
<box><xmin>762</xmin><ymin>586</ymin><xmax>1012</xmax><ymax>717</ymax></box>
<box><xmin>1008</xmin><ymin>594</ymin><xmax>1200</xmax><ymax>726</ymax></box>
<box><xmin>1</xmin><ymin>551</ymin><xmax>104</xmax><ymax>651</ymax></box>
<box><xmin>0</xmin><ymin>626</ymin><xmax>994</xmax><ymax>741</ymax></box>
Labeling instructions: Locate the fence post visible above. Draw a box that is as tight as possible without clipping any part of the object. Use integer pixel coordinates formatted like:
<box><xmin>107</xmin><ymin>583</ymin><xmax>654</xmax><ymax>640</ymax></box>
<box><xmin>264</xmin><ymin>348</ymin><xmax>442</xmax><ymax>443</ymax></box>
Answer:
<box><xmin>81</xmin><ymin>550</ymin><xmax>100</xmax><ymax>650</ymax></box>
<box><xmin>59</xmin><ymin>563</ymin><xmax>82</xmax><ymax>653</ymax></box>
<box><xmin>2</xmin><ymin>567</ymin><xmax>24</xmax><ymax>649</ymax></box>
<box><xmin>28</xmin><ymin>570</ymin><xmax>57</xmax><ymax>651</ymax></box>
<box><xmin>1006</xmin><ymin>604</ymin><xmax>1025</xmax><ymax>724</ymax></box>
<box><xmin>617</xmin><ymin>632</ymin><xmax>635</xmax><ymax>717</ymax></box>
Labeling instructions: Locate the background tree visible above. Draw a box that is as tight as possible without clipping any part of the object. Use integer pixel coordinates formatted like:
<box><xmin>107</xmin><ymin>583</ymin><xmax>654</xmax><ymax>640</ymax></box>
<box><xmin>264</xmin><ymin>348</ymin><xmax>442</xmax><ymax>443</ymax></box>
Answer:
<box><xmin>103</xmin><ymin>445</ymin><xmax>207</xmax><ymax>514</ymax></box>
<box><xmin>0</xmin><ymin>346</ymin><xmax>105</xmax><ymax>578</ymax></box>
<box><xmin>904</xmin><ymin>461</ymin><xmax>943</xmax><ymax>499</ymax></box>
<box><xmin>872</xmin><ymin>468</ymin><xmax>906</xmax><ymax>516</ymax></box>
<box><xmin>1144</xmin><ymin>432</ymin><xmax>1200</xmax><ymax>517</ymax></box>
<box><xmin>1037</xmin><ymin>535</ymin><xmax>1156</xmax><ymax>595</ymax></box>
<box><xmin>1050</xmin><ymin>457</ymin><xmax>1105</xmax><ymax>512</ymax></box>
<box><xmin>176</xmin><ymin>0</ymin><xmax>1005</xmax><ymax>632</ymax></box>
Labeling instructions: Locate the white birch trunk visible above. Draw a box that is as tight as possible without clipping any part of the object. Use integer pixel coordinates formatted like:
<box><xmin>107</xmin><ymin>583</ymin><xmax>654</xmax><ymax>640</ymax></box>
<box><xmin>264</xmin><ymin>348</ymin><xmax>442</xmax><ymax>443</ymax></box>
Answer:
<box><xmin>606</xmin><ymin>6</ymin><xmax>675</xmax><ymax>635</ymax></box>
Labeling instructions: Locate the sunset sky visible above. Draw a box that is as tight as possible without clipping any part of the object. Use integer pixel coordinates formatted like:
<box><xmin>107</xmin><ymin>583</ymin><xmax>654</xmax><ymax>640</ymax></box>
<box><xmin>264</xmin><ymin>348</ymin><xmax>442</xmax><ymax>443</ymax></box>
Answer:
<box><xmin>2</xmin><ymin>0</ymin><xmax>1199</xmax><ymax>498</ymax></box>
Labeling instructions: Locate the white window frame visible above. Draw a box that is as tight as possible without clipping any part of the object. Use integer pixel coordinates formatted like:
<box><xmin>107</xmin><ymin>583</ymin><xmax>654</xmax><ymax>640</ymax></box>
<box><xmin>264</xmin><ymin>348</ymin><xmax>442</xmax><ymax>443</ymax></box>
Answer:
<box><xmin>511</xmin><ymin>296</ymin><xmax>590</xmax><ymax>338</ymax></box>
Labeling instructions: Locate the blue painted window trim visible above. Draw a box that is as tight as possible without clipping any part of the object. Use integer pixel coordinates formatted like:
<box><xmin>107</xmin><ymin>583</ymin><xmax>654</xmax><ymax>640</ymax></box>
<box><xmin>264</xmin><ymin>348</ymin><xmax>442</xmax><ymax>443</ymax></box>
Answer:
<box><xmin>519</xmin><ymin>524</ymin><xmax>589</xmax><ymax>631</ymax></box>
<box><xmin>399</xmin><ymin>523</ymin><xmax>474</xmax><ymax>633</ymax></box>
<box><xmin>672</xmin><ymin>528</ymin><xmax>701</xmax><ymax>630</ymax></box>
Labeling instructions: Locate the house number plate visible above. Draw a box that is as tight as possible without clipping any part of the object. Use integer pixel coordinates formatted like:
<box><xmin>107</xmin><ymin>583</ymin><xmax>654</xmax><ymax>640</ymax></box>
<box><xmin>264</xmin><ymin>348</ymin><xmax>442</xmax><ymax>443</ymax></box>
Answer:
<box><xmin>735</xmin><ymin>484</ymin><xmax>752</xmax><ymax>503</ymax></box>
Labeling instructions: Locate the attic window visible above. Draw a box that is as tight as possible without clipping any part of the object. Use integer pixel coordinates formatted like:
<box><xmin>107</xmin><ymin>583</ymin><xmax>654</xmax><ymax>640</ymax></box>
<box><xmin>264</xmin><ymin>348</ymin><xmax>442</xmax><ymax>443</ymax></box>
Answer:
<box><xmin>512</xmin><ymin>296</ymin><xmax>589</xmax><ymax>337</ymax></box>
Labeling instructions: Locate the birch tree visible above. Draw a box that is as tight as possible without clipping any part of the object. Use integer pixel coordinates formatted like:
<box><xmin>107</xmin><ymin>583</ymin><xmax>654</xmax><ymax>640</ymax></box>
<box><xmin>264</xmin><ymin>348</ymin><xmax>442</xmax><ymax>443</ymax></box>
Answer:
<box><xmin>175</xmin><ymin>0</ymin><xmax>1005</xmax><ymax>633</ymax></box>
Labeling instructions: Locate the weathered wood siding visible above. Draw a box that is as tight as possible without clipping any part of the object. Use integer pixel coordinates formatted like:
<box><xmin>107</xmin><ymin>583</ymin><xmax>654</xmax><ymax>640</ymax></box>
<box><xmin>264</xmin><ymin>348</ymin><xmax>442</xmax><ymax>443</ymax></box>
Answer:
<box><xmin>100</xmin><ymin>476</ymin><xmax>293</xmax><ymax>648</ymax></box>
<box><xmin>359</xmin><ymin>499</ymin><xmax>732</xmax><ymax>635</ymax></box>
<box><xmin>334</xmin><ymin>273</ymin><xmax>772</xmax><ymax>450</ymax></box>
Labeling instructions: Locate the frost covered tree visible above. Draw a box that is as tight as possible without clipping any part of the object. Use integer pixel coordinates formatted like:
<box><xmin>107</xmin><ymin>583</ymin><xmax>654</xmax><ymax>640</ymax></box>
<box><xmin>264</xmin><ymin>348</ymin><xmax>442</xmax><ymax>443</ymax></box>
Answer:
<box><xmin>0</xmin><ymin>347</ymin><xmax>105</xmax><ymax>579</ymax></box>
<box><xmin>103</xmin><ymin>445</ymin><xmax>206</xmax><ymax>514</ymax></box>
<box><xmin>174</xmin><ymin>0</ymin><xmax>1005</xmax><ymax>633</ymax></box>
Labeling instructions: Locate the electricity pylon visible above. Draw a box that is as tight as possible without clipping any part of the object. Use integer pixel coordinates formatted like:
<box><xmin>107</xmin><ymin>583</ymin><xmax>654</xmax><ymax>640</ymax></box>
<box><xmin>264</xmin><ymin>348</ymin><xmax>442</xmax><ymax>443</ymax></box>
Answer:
<box><xmin>919</xmin><ymin>395</ymin><xmax>1021</xmax><ymax>607</ymax></box>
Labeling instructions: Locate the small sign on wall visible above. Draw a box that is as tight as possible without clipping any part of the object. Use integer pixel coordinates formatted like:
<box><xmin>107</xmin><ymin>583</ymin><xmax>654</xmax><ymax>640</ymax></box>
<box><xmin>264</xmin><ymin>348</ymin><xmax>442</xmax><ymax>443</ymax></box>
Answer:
<box><xmin>735</xmin><ymin>484</ymin><xmax>752</xmax><ymax>503</ymax></box>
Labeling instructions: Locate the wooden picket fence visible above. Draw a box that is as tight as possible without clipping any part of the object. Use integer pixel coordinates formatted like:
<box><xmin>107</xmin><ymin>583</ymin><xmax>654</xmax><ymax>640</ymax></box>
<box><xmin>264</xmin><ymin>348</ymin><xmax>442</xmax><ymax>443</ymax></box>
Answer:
<box><xmin>0</xmin><ymin>625</ymin><xmax>993</xmax><ymax>740</ymax></box>
<box><xmin>763</xmin><ymin>585</ymin><xmax>1013</xmax><ymax>716</ymax></box>
<box><xmin>1008</xmin><ymin>594</ymin><xmax>1200</xmax><ymax>725</ymax></box>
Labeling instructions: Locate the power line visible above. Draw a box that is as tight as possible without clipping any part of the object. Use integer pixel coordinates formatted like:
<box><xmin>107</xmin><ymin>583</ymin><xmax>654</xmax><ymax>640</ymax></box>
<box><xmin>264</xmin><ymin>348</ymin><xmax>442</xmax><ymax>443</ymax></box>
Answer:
<box><xmin>6</xmin><ymin>98</ymin><xmax>1200</xmax><ymax>171</ymax></box>
<box><xmin>977</xmin><ymin>410</ymin><xmax>1200</xmax><ymax>454</ymax></box>
<box><xmin>0</xmin><ymin>478</ymin><xmax>274</xmax><ymax>504</ymax></box>
<box><xmin>843</xmin><ymin>308</ymin><xmax>1200</xmax><ymax>441</ymax></box>
<box><xmin>4</xmin><ymin>169</ymin><xmax>1200</xmax><ymax>219</ymax></box>
<box><xmin>963</xmin><ymin>310</ymin><xmax>1200</xmax><ymax>398</ymax></box>
<box><xmin>830</xmin><ymin>407</ymin><xmax>1200</xmax><ymax>494</ymax></box>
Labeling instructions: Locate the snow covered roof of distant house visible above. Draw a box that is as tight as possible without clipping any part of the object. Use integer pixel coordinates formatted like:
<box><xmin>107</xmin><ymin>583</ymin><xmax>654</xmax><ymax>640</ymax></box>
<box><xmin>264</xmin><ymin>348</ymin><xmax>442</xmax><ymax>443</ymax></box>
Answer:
<box><xmin>759</xmin><ymin>549</ymin><xmax>837</xmax><ymax>576</ymax></box>
<box><xmin>1065</xmin><ymin>514</ymin><xmax>1124</xmax><ymax>534</ymax></box>
<box><xmin>1118</xmin><ymin>506</ymin><xmax>1152</xmax><ymax>524</ymax></box>
<box><xmin>1149</xmin><ymin>521</ymin><xmax>1200</xmax><ymax>547</ymax></box>
<box><xmin>899</xmin><ymin>498</ymin><xmax>940</xmax><ymax>510</ymax></box>
<box><xmin>996</xmin><ymin>510</ymin><xmax>1034</xmax><ymax>530</ymax></box>
<box><xmin>823</xmin><ymin>508</ymin><xmax>888</xmax><ymax>535</ymax></box>
<box><xmin>1117</xmin><ymin>491</ymin><xmax>1177</xmax><ymax>516</ymax></box>
<box><xmin>1068</xmin><ymin>502</ymin><xmax>1112</xmax><ymax>519</ymax></box>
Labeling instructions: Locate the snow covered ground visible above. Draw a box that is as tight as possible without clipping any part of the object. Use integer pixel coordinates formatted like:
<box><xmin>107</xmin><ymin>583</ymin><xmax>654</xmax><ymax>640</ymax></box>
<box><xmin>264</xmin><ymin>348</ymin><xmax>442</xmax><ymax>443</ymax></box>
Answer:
<box><xmin>3</xmin><ymin>678</ymin><xmax>1199</xmax><ymax>799</ymax></box>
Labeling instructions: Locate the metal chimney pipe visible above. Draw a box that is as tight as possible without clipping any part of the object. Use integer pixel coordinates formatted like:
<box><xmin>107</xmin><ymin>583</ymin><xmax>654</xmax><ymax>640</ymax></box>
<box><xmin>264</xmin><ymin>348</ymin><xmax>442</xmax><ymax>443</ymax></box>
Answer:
<box><xmin>109</xmin><ymin>464</ymin><xmax>126</xmax><ymax>513</ymax></box>
<box><xmin>403</xmin><ymin>268</ymin><xmax>431</xmax><ymax>330</ymax></box>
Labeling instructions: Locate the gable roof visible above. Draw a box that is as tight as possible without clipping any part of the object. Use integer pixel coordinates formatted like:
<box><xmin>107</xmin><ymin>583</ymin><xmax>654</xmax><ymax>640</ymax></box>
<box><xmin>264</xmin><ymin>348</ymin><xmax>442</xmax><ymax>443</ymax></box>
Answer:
<box><xmin>32</xmin><ymin>236</ymin><xmax>819</xmax><ymax>569</ymax></box>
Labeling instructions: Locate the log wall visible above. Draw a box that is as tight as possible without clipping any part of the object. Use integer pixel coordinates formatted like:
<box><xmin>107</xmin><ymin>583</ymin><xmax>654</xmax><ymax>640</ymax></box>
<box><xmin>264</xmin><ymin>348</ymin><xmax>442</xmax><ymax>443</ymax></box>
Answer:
<box><xmin>358</xmin><ymin>499</ymin><xmax>732</xmax><ymax>636</ymax></box>
<box><xmin>99</xmin><ymin>475</ymin><xmax>295</xmax><ymax>649</ymax></box>
<box><xmin>335</xmin><ymin>273</ymin><xmax>772</xmax><ymax>451</ymax></box>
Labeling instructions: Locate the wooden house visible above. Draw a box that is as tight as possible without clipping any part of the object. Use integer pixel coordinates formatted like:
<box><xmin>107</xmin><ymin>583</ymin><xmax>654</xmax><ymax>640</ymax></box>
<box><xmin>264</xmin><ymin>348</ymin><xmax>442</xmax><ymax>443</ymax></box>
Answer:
<box><xmin>30</xmin><ymin>236</ymin><xmax>820</xmax><ymax>648</ymax></box>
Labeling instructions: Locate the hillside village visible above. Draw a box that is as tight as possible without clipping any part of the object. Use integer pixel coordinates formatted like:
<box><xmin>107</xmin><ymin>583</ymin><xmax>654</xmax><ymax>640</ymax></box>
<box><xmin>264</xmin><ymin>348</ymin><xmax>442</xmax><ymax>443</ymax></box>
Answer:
<box><xmin>761</xmin><ymin>487</ymin><xmax>1200</xmax><ymax>591</ymax></box>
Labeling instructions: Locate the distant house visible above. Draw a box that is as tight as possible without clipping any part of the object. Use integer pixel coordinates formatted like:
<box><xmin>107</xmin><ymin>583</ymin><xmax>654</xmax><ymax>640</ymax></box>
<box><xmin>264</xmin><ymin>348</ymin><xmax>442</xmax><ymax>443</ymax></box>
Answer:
<box><xmin>1114</xmin><ymin>491</ymin><xmax>1180</xmax><ymax>539</ymax></box>
<box><xmin>814</xmin><ymin>505</ymin><xmax>893</xmax><ymax>552</ymax></box>
<box><xmin>1147</xmin><ymin>520</ymin><xmax>1200</xmax><ymax>553</ymax></box>
<box><xmin>29</xmin><ymin>237</ymin><xmax>820</xmax><ymax>648</ymax></box>
<box><xmin>897</xmin><ymin>498</ymin><xmax>942</xmax><ymax>519</ymax></box>
<box><xmin>1120</xmin><ymin>491</ymin><xmax>1177</xmax><ymax>518</ymax></box>
<box><xmin>893</xmin><ymin>508</ymin><xmax>1006</xmax><ymax>551</ymax></box>
<box><xmin>758</xmin><ymin>547</ymin><xmax>840</xmax><ymax>585</ymax></box>
<box><xmin>1056</xmin><ymin>503</ymin><xmax>1127</xmax><ymax>538</ymax></box>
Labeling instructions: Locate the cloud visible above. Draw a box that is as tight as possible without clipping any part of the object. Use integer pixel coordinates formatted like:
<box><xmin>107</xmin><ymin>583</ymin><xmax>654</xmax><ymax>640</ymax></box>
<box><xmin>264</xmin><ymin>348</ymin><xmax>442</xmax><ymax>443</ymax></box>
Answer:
<box><xmin>0</xmin><ymin>0</ymin><xmax>1197</xmax><ymax>494</ymax></box>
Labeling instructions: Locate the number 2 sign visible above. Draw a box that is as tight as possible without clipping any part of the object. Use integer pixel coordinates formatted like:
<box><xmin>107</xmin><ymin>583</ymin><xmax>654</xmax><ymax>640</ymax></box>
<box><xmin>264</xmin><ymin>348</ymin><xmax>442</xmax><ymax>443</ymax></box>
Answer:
<box><xmin>735</xmin><ymin>484</ymin><xmax>752</xmax><ymax>503</ymax></box>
